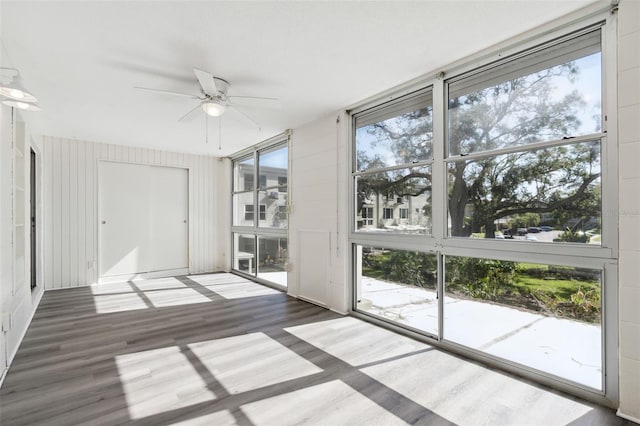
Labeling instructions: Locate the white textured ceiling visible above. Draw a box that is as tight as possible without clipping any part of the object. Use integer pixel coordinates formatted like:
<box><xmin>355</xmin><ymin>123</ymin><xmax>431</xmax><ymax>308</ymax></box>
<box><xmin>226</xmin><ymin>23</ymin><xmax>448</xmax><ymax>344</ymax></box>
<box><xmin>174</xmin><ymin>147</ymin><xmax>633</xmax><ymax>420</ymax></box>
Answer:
<box><xmin>1</xmin><ymin>1</ymin><xmax>598</xmax><ymax>157</ymax></box>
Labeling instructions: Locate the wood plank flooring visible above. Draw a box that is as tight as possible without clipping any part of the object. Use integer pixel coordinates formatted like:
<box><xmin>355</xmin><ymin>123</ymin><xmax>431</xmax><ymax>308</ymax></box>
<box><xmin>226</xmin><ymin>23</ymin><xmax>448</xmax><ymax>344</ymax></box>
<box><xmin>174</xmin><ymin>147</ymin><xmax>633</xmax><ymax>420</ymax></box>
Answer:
<box><xmin>0</xmin><ymin>273</ymin><xmax>632</xmax><ymax>426</ymax></box>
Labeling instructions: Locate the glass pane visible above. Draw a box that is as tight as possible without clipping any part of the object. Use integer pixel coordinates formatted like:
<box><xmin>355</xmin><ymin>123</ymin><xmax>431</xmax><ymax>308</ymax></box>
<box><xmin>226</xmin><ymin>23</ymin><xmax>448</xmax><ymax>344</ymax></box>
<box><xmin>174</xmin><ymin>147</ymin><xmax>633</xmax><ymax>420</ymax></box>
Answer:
<box><xmin>258</xmin><ymin>188</ymin><xmax>287</xmax><ymax>228</ymax></box>
<box><xmin>355</xmin><ymin>246</ymin><xmax>438</xmax><ymax>336</ymax></box>
<box><xmin>356</xmin><ymin>105</ymin><xmax>432</xmax><ymax>172</ymax></box>
<box><xmin>257</xmin><ymin>237</ymin><xmax>288</xmax><ymax>287</ymax></box>
<box><xmin>356</xmin><ymin>167</ymin><xmax>431</xmax><ymax>234</ymax></box>
<box><xmin>258</xmin><ymin>146</ymin><xmax>288</xmax><ymax>189</ymax></box>
<box><xmin>447</xmin><ymin>142</ymin><xmax>601</xmax><ymax>244</ymax></box>
<box><xmin>233</xmin><ymin>234</ymin><xmax>256</xmax><ymax>275</ymax></box>
<box><xmin>444</xmin><ymin>256</ymin><xmax>602</xmax><ymax>389</ymax></box>
<box><xmin>234</xmin><ymin>157</ymin><xmax>255</xmax><ymax>192</ymax></box>
<box><xmin>448</xmin><ymin>53</ymin><xmax>601</xmax><ymax>156</ymax></box>
<box><xmin>233</xmin><ymin>192</ymin><xmax>254</xmax><ymax>227</ymax></box>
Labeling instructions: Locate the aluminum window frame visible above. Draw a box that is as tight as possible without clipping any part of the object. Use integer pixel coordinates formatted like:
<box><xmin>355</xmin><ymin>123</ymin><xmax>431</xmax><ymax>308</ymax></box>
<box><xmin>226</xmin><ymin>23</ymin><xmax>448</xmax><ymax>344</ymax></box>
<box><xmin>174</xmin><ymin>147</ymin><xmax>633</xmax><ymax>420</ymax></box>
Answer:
<box><xmin>231</xmin><ymin>132</ymin><xmax>290</xmax><ymax>288</ymax></box>
<box><xmin>348</xmin><ymin>10</ymin><xmax>618</xmax><ymax>406</ymax></box>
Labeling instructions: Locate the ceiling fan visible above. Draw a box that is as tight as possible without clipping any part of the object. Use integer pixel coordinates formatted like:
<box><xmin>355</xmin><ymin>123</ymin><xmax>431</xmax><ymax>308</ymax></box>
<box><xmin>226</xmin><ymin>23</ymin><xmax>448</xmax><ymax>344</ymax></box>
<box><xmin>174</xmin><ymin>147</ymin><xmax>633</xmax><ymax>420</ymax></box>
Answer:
<box><xmin>134</xmin><ymin>68</ymin><xmax>280</xmax><ymax>126</ymax></box>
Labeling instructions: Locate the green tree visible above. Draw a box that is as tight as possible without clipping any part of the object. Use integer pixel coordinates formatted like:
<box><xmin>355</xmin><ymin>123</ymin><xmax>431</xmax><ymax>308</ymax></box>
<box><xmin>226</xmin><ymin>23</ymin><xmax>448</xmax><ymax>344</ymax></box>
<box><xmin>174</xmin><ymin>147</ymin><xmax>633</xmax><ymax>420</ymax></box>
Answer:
<box><xmin>357</xmin><ymin>61</ymin><xmax>601</xmax><ymax>238</ymax></box>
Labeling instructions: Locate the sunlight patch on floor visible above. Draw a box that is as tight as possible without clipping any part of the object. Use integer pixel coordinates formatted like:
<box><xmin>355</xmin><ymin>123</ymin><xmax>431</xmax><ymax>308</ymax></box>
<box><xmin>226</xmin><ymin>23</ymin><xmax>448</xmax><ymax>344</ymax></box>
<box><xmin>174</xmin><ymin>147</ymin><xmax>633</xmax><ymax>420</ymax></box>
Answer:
<box><xmin>187</xmin><ymin>274</ymin><xmax>282</xmax><ymax>299</ymax></box>
<box><xmin>115</xmin><ymin>346</ymin><xmax>216</xmax><ymax>420</ymax></box>
<box><xmin>284</xmin><ymin>316</ymin><xmax>426</xmax><ymax>367</ymax></box>
<box><xmin>187</xmin><ymin>332</ymin><xmax>322</xmax><ymax>394</ymax></box>
<box><xmin>361</xmin><ymin>349</ymin><xmax>595</xmax><ymax>426</ymax></box>
<box><xmin>240</xmin><ymin>380</ymin><xmax>409</xmax><ymax>425</ymax></box>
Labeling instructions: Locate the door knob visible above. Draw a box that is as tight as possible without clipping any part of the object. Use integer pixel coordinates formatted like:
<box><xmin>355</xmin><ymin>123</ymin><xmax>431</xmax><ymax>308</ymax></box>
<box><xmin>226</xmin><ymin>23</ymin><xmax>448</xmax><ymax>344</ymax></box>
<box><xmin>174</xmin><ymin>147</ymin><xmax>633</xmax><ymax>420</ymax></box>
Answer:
<box><xmin>102</xmin><ymin>220</ymin><xmax>106</xmax><ymax>224</ymax></box>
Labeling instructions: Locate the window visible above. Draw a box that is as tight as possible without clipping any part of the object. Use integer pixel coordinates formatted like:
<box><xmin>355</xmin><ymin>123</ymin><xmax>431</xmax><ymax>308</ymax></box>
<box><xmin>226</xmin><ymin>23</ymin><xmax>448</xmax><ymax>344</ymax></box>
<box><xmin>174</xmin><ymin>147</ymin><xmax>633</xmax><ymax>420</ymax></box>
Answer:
<box><xmin>232</xmin><ymin>138</ymin><xmax>289</xmax><ymax>287</ymax></box>
<box><xmin>354</xmin><ymin>88</ymin><xmax>433</xmax><ymax>234</ymax></box>
<box><xmin>244</xmin><ymin>205</ymin><xmax>254</xmax><ymax>221</ymax></box>
<box><xmin>447</xmin><ymin>28</ymin><xmax>602</xmax><ymax>243</ymax></box>
<box><xmin>351</xmin><ymin>22</ymin><xmax>614</xmax><ymax>396</ymax></box>
<box><xmin>278</xmin><ymin>176</ymin><xmax>287</xmax><ymax>192</ymax></box>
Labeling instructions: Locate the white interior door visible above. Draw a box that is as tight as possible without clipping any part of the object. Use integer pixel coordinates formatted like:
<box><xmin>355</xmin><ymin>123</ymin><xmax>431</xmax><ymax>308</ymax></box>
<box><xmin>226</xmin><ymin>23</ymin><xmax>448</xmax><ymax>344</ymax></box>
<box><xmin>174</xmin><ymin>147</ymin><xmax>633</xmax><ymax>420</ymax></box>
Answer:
<box><xmin>148</xmin><ymin>165</ymin><xmax>188</xmax><ymax>272</ymax></box>
<box><xmin>99</xmin><ymin>162</ymin><xmax>188</xmax><ymax>279</ymax></box>
<box><xmin>99</xmin><ymin>162</ymin><xmax>150</xmax><ymax>277</ymax></box>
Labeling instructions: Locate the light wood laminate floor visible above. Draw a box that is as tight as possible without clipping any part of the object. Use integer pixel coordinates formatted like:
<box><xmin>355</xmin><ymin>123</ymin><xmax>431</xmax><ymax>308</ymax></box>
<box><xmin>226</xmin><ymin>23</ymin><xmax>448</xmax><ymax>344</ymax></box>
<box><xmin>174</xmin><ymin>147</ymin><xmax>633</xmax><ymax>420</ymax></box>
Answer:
<box><xmin>0</xmin><ymin>273</ymin><xmax>632</xmax><ymax>426</ymax></box>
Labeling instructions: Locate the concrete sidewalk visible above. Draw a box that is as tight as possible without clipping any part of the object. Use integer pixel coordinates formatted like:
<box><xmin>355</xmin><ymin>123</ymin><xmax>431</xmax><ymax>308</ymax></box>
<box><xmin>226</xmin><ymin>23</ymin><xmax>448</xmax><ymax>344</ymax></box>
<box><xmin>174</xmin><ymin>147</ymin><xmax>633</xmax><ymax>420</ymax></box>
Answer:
<box><xmin>358</xmin><ymin>277</ymin><xmax>602</xmax><ymax>390</ymax></box>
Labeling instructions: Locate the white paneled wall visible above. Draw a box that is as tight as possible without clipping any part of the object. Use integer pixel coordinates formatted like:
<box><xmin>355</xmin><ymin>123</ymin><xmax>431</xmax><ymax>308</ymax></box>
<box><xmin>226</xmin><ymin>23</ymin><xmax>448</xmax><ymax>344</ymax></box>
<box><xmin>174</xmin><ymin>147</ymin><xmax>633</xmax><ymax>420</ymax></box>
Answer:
<box><xmin>617</xmin><ymin>0</ymin><xmax>640</xmax><ymax>421</ymax></box>
<box><xmin>287</xmin><ymin>112</ymin><xmax>350</xmax><ymax>313</ymax></box>
<box><xmin>39</xmin><ymin>137</ymin><xmax>219</xmax><ymax>289</ymax></box>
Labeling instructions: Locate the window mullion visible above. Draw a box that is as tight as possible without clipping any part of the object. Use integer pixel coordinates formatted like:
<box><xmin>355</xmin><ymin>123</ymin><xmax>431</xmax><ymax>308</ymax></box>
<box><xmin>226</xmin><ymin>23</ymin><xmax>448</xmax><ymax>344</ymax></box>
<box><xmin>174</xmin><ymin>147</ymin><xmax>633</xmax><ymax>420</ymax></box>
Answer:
<box><xmin>431</xmin><ymin>77</ymin><xmax>446</xmax><ymax>244</ymax></box>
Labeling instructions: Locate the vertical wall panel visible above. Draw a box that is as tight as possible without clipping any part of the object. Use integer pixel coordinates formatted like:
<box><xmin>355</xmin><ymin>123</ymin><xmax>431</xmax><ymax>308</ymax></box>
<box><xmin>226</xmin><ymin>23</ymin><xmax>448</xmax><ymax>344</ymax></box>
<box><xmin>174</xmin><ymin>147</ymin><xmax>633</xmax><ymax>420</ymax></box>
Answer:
<box><xmin>77</xmin><ymin>142</ymin><xmax>86</xmax><ymax>287</ymax></box>
<box><xmin>43</xmin><ymin>137</ymin><xmax>53</xmax><ymax>288</ymax></box>
<box><xmin>52</xmin><ymin>139</ymin><xmax>61</xmax><ymax>288</ymax></box>
<box><xmin>60</xmin><ymin>139</ymin><xmax>70</xmax><ymax>288</ymax></box>
<box><xmin>40</xmin><ymin>137</ymin><xmax>219</xmax><ymax>288</ymax></box>
<box><xmin>69</xmin><ymin>140</ymin><xmax>78</xmax><ymax>287</ymax></box>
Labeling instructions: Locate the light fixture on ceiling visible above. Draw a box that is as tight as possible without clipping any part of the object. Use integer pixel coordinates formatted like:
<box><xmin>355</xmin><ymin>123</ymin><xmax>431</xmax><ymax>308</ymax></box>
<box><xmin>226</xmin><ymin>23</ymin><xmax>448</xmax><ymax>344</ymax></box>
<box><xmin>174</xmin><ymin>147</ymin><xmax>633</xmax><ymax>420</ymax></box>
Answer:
<box><xmin>0</xmin><ymin>67</ymin><xmax>40</xmax><ymax>111</ymax></box>
<box><xmin>1</xmin><ymin>99</ymin><xmax>41</xmax><ymax>111</ymax></box>
<box><xmin>201</xmin><ymin>100</ymin><xmax>226</xmax><ymax>117</ymax></box>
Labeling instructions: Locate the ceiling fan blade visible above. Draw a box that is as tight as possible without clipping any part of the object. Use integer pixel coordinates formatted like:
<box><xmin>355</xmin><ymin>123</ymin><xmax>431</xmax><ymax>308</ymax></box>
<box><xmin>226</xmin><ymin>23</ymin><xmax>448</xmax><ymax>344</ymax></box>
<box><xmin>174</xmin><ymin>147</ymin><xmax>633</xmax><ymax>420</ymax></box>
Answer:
<box><xmin>193</xmin><ymin>68</ymin><xmax>218</xmax><ymax>96</ymax></box>
<box><xmin>134</xmin><ymin>86</ymin><xmax>201</xmax><ymax>99</ymax></box>
<box><xmin>228</xmin><ymin>105</ymin><xmax>261</xmax><ymax>129</ymax></box>
<box><xmin>178</xmin><ymin>103</ymin><xmax>203</xmax><ymax>122</ymax></box>
<box><xmin>229</xmin><ymin>96</ymin><xmax>281</xmax><ymax>109</ymax></box>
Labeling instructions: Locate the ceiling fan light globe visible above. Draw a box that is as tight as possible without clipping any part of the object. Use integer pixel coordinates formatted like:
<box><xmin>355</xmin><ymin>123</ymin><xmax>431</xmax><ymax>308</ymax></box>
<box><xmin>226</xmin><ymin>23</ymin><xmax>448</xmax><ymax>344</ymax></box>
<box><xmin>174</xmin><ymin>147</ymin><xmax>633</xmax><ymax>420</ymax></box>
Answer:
<box><xmin>2</xmin><ymin>99</ymin><xmax>41</xmax><ymax>111</ymax></box>
<box><xmin>202</xmin><ymin>101</ymin><xmax>226</xmax><ymax>117</ymax></box>
<box><xmin>0</xmin><ymin>75</ymin><xmax>38</xmax><ymax>102</ymax></box>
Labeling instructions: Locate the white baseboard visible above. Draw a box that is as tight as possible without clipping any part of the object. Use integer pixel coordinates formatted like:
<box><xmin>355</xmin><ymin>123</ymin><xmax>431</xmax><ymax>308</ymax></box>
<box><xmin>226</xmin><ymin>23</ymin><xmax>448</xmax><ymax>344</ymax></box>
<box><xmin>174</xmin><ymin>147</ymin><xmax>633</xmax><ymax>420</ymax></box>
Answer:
<box><xmin>0</xmin><ymin>287</ymin><xmax>44</xmax><ymax>389</ymax></box>
<box><xmin>617</xmin><ymin>409</ymin><xmax>640</xmax><ymax>424</ymax></box>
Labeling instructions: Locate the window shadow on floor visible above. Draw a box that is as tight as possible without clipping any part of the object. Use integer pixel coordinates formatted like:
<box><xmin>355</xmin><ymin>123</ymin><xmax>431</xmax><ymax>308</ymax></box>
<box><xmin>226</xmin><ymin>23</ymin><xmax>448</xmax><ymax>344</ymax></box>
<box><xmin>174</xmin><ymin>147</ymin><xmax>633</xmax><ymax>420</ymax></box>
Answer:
<box><xmin>0</xmin><ymin>273</ymin><xmax>626</xmax><ymax>426</ymax></box>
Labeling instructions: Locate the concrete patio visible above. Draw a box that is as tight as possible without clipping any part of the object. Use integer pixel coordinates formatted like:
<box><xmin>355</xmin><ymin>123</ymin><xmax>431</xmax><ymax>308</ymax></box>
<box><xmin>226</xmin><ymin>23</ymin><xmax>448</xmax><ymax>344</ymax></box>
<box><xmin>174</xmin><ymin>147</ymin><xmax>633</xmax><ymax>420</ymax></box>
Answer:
<box><xmin>357</xmin><ymin>277</ymin><xmax>602</xmax><ymax>390</ymax></box>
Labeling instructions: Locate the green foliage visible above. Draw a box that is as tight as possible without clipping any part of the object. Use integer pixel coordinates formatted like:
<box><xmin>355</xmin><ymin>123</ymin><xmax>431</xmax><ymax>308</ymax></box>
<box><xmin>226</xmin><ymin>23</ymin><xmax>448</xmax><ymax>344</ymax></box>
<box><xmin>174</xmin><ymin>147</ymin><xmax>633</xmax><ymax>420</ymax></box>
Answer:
<box><xmin>510</xmin><ymin>213</ymin><xmax>540</xmax><ymax>228</ymax></box>
<box><xmin>364</xmin><ymin>253</ymin><xmax>601</xmax><ymax>322</ymax></box>
<box><xmin>362</xmin><ymin>250</ymin><xmax>436</xmax><ymax>289</ymax></box>
<box><xmin>556</xmin><ymin>229</ymin><xmax>590</xmax><ymax>243</ymax></box>
<box><xmin>446</xmin><ymin>258</ymin><xmax>518</xmax><ymax>301</ymax></box>
<box><xmin>357</xmin><ymin>60</ymin><xmax>601</xmax><ymax>237</ymax></box>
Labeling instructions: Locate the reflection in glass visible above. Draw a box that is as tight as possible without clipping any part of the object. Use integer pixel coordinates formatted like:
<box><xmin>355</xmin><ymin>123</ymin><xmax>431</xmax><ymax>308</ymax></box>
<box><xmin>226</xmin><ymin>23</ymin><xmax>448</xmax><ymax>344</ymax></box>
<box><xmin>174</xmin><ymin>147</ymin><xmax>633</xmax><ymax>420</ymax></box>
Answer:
<box><xmin>234</xmin><ymin>234</ymin><xmax>255</xmax><ymax>275</ymax></box>
<box><xmin>356</xmin><ymin>167</ymin><xmax>431</xmax><ymax>234</ymax></box>
<box><xmin>444</xmin><ymin>256</ymin><xmax>602</xmax><ymax>389</ymax></box>
<box><xmin>356</xmin><ymin>106</ymin><xmax>432</xmax><ymax>172</ymax></box>
<box><xmin>259</xmin><ymin>146</ymin><xmax>288</xmax><ymax>189</ymax></box>
<box><xmin>234</xmin><ymin>157</ymin><xmax>255</xmax><ymax>192</ymax></box>
<box><xmin>233</xmin><ymin>192</ymin><xmax>255</xmax><ymax>226</ymax></box>
<box><xmin>257</xmin><ymin>237</ymin><xmax>288</xmax><ymax>287</ymax></box>
<box><xmin>448</xmin><ymin>53</ymin><xmax>602</xmax><ymax>156</ymax></box>
<box><xmin>355</xmin><ymin>246</ymin><xmax>438</xmax><ymax>336</ymax></box>
<box><xmin>447</xmin><ymin>142</ymin><xmax>601</xmax><ymax>244</ymax></box>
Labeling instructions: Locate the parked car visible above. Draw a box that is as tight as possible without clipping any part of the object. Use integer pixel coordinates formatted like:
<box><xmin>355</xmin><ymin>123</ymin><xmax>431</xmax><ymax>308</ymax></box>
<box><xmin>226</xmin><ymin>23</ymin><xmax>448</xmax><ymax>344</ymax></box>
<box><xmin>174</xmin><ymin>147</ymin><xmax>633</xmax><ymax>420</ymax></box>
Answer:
<box><xmin>527</xmin><ymin>227</ymin><xmax>542</xmax><ymax>233</ymax></box>
<box><xmin>540</xmin><ymin>226</ymin><xmax>553</xmax><ymax>232</ymax></box>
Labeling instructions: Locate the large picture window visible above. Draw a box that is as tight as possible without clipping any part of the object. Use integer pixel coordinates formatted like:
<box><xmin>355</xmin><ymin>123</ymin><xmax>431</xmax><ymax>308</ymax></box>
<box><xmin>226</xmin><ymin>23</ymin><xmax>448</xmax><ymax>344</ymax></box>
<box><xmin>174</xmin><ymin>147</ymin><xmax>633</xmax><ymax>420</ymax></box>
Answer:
<box><xmin>351</xmin><ymin>22</ymin><xmax>614</xmax><ymax>398</ymax></box>
<box><xmin>232</xmin><ymin>139</ymin><xmax>288</xmax><ymax>287</ymax></box>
